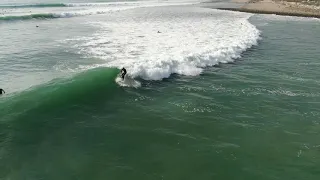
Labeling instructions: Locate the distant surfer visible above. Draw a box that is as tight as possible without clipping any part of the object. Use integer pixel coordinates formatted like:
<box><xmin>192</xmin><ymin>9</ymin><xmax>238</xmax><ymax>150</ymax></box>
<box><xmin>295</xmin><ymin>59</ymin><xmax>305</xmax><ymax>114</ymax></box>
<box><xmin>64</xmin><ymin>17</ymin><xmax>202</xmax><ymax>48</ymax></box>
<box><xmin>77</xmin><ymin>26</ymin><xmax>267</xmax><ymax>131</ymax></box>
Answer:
<box><xmin>0</xmin><ymin>88</ymin><xmax>5</xmax><ymax>95</ymax></box>
<box><xmin>120</xmin><ymin>67</ymin><xmax>127</xmax><ymax>80</ymax></box>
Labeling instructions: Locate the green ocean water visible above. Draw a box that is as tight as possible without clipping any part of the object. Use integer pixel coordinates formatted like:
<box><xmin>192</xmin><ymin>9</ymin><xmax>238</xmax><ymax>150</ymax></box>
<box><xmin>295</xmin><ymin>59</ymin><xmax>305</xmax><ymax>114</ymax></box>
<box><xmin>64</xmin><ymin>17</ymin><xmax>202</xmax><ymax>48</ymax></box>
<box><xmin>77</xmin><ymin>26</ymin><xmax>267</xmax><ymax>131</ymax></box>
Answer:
<box><xmin>1</xmin><ymin>0</ymin><xmax>320</xmax><ymax>179</ymax></box>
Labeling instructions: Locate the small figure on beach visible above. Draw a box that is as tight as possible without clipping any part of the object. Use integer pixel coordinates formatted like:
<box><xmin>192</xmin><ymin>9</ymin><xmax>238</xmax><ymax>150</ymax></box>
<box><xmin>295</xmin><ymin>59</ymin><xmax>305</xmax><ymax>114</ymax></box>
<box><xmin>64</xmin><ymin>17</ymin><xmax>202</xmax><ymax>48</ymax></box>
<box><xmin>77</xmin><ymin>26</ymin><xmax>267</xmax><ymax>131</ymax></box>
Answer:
<box><xmin>157</xmin><ymin>31</ymin><xmax>161</xmax><ymax>33</ymax></box>
<box><xmin>0</xmin><ymin>88</ymin><xmax>5</xmax><ymax>95</ymax></box>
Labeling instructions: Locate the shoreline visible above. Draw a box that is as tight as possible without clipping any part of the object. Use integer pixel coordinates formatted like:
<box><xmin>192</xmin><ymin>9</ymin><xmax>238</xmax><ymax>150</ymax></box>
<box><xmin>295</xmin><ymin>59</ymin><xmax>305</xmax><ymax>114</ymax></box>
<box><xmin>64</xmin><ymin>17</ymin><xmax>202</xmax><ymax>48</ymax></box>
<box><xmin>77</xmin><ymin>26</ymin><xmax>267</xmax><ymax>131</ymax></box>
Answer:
<box><xmin>216</xmin><ymin>0</ymin><xmax>320</xmax><ymax>19</ymax></box>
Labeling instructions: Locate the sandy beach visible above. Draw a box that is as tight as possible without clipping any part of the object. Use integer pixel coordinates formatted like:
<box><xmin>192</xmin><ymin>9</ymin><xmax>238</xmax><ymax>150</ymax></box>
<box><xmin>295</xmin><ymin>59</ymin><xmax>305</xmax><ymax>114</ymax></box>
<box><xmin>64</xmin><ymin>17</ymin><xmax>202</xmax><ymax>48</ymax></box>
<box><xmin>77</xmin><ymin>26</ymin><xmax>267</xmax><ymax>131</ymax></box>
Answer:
<box><xmin>219</xmin><ymin>0</ymin><xmax>320</xmax><ymax>18</ymax></box>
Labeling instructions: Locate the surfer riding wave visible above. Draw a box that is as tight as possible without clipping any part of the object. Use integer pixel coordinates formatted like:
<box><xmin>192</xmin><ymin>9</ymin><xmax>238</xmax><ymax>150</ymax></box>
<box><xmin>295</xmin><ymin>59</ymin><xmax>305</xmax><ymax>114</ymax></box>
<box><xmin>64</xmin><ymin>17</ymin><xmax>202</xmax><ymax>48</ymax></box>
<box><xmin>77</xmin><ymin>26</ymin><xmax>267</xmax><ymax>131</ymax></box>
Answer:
<box><xmin>116</xmin><ymin>67</ymin><xmax>141</xmax><ymax>88</ymax></box>
<box><xmin>120</xmin><ymin>67</ymin><xmax>127</xmax><ymax>80</ymax></box>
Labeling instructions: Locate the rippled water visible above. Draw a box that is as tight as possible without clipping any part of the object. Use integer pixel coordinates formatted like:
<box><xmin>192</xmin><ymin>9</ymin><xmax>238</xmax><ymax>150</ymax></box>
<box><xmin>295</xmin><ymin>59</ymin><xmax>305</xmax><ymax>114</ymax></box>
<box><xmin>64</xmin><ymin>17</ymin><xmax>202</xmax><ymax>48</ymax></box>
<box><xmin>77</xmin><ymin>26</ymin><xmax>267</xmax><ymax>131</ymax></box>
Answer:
<box><xmin>0</xmin><ymin>0</ymin><xmax>320</xmax><ymax>179</ymax></box>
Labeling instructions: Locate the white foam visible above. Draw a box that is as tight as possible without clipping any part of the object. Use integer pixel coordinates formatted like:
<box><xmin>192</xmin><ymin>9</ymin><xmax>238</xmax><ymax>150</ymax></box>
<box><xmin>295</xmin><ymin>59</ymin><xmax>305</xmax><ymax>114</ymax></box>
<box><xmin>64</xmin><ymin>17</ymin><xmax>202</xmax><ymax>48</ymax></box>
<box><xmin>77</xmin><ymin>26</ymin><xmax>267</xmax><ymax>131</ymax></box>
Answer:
<box><xmin>65</xmin><ymin>6</ymin><xmax>260</xmax><ymax>80</ymax></box>
<box><xmin>115</xmin><ymin>74</ymin><xmax>141</xmax><ymax>88</ymax></box>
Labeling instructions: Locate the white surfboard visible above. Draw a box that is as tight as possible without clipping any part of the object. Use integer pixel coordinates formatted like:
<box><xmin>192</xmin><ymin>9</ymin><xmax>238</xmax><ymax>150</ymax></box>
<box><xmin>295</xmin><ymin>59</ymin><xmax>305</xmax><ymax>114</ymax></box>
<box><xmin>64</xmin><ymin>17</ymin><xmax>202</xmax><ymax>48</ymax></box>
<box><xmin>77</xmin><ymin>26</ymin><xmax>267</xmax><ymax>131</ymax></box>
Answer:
<box><xmin>115</xmin><ymin>74</ymin><xmax>141</xmax><ymax>88</ymax></box>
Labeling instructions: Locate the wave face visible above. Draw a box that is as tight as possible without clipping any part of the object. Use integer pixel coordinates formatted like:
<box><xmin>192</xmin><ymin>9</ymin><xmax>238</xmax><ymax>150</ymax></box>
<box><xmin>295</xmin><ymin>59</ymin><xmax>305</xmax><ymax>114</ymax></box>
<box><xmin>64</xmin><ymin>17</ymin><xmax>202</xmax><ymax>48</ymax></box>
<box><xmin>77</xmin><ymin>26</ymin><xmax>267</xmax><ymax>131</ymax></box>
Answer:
<box><xmin>66</xmin><ymin>7</ymin><xmax>260</xmax><ymax>80</ymax></box>
<box><xmin>0</xmin><ymin>67</ymin><xmax>119</xmax><ymax>122</ymax></box>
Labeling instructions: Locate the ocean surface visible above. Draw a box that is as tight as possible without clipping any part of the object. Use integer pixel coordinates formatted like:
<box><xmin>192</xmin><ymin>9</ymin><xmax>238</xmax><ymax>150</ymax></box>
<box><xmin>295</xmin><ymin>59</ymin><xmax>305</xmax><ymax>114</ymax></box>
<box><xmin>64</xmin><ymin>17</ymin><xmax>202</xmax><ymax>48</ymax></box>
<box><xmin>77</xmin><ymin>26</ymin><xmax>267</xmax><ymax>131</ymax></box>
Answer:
<box><xmin>0</xmin><ymin>0</ymin><xmax>320</xmax><ymax>179</ymax></box>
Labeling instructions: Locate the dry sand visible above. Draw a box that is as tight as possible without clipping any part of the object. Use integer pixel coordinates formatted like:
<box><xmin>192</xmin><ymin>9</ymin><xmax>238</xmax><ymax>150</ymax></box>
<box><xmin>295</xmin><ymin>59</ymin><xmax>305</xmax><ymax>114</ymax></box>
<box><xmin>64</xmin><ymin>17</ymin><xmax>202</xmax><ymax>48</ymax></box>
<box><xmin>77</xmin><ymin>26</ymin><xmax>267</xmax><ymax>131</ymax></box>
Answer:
<box><xmin>219</xmin><ymin>0</ymin><xmax>320</xmax><ymax>18</ymax></box>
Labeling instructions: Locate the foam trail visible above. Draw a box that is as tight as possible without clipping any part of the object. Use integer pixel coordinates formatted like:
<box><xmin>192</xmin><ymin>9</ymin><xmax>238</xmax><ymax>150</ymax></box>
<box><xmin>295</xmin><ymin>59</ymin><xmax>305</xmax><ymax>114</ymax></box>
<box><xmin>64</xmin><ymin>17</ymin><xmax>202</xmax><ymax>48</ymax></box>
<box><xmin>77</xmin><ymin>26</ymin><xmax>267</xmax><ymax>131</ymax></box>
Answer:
<box><xmin>70</xmin><ymin>7</ymin><xmax>260</xmax><ymax>80</ymax></box>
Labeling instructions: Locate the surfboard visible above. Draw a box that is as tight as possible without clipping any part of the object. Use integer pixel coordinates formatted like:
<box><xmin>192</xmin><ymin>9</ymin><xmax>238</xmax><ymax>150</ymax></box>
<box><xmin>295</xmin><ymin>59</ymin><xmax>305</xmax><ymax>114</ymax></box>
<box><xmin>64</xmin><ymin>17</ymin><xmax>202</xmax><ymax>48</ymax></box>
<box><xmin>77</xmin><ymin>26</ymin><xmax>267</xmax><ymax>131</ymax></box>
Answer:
<box><xmin>115</xmin><ymin>74</ymin><xmax>141</xmax><ymax>88</ymax></box>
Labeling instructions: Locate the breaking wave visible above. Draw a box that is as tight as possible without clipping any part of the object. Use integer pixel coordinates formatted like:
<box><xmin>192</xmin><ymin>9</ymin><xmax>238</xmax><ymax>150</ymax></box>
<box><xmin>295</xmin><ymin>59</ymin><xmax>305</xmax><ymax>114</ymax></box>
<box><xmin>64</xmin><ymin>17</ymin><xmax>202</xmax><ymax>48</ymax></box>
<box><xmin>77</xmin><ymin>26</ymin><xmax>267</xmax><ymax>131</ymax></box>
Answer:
<box><xmin>68</xmin><ymin>7</ymin><xmax>260</xmax><ymax>80</ymax></box>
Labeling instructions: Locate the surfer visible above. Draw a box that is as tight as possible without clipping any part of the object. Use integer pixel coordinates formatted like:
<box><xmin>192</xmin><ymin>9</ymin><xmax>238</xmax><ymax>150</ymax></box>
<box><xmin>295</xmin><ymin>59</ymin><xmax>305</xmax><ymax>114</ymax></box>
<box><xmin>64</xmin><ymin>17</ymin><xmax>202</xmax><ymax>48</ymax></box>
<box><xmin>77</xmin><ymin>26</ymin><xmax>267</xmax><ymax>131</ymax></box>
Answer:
<box><xmin>121</xmin><ymin>67</ymin><xmax>127</xmax><ymax>80</ymax></box>
<box><xmin>0</xmin><ymin>88</ymin><xmax>5</xmax><ymax>95</ymax></box>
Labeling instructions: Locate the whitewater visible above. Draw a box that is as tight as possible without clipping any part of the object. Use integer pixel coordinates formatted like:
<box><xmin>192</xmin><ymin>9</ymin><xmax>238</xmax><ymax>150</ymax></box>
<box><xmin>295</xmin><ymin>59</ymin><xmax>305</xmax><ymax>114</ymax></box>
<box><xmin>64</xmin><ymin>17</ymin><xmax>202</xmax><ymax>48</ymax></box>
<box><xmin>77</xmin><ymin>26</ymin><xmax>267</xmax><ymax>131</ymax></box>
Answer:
<box><xmin>0</xmin><ymin>0</ymin><xmax>260</xmax><ymax>92</ymax></box>
<box><xmin>64</xmin><ymin>7</ymin><xmax>260</xmax><ymax>80</ymax></box>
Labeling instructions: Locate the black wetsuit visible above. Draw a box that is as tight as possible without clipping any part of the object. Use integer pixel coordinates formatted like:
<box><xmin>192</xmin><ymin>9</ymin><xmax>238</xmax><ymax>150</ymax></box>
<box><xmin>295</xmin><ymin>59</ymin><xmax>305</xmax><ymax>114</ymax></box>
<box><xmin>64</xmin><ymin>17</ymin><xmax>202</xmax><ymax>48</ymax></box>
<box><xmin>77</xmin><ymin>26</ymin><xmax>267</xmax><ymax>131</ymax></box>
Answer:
<box><xmin>121</xmin><ymin>68</ymin><xmax>127</xmax><ymax>79</ymax></box>
<box><xmin>0</xmin><ymin>89</ymin><xmax>5</xmax><ymax>95</ymax></box>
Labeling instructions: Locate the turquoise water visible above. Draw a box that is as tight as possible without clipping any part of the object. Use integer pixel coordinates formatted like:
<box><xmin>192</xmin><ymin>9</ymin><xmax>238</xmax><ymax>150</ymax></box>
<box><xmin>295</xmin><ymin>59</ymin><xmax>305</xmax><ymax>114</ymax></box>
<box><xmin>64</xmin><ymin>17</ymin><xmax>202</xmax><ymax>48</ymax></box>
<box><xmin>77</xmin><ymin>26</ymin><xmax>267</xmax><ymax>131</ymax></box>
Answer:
<box><xmin>1</xmin><ymin>0</ymin><xmax>320</xmax><ymax>179</ymax></box>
